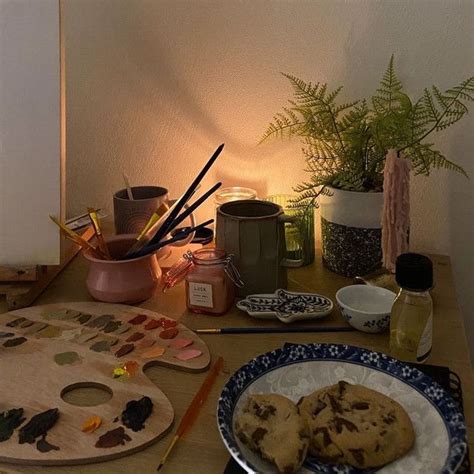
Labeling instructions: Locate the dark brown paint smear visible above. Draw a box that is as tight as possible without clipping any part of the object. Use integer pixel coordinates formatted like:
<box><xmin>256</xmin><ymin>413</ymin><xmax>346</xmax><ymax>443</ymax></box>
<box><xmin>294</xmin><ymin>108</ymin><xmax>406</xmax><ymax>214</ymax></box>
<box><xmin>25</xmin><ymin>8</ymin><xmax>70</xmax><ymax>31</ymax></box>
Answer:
<box><xmin>20</xmin><ymin>320</ymin><xmax>35</xmax><ymax>329</ymax></box>
<box><xmin>128</xmin><ymin>314</ymin><xmax>147</xmax><ymax>325</ymax></box>
<box><xmin>0</xmin><ymin>332</ymin><xmax>14</xmax><ymax>338</ymax></box>
<box><xmin>0</xmin><ymin>408</ymin><xmax>25</xmax><ymax>442</ymax></box>
<box><xmin>3</xmin><ymin>337</ymin><xmax>27</xmax><ymax>348</ymax></box>
<box><xmin>95</xmin><ymin>427</ymin><xmax>131</xmax><ymax>448</ymax></box>
<box><xmin>121</xmin><ymin>396</ymin><xmax>153</xmax><ymax>432</ymax></box>
<box><xmin>115</xmin><ymin>343</ymin><xmax>135</xmax><ymax>358</ymax></box>
<box><xmin>6</xmin><ymin>318</ymin><xmax>26</xmax><ymax>328</ymax></box>
<box><xmin>19</xmin><ymin>408</ymin><xmax>59</xmax><ymax>444</ymax></box>
<box><xmin>36</xmin><ymin>436</ymin><xmax>60</xmax><ymax>452</ymax></box>
<box><xmin>125</xmin><ymin>332</ymin><xmax>144</xmax><ymax>343</ymax></box>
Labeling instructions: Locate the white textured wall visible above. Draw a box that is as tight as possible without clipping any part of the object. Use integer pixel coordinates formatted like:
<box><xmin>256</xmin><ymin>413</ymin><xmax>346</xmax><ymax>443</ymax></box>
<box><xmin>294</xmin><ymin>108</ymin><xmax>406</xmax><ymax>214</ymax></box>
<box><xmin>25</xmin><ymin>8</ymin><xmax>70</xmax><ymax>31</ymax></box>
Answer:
<box><xmin>65</xmin><ymin>0</ymin><xmax>473</xmax><ymax>355</ymax></box>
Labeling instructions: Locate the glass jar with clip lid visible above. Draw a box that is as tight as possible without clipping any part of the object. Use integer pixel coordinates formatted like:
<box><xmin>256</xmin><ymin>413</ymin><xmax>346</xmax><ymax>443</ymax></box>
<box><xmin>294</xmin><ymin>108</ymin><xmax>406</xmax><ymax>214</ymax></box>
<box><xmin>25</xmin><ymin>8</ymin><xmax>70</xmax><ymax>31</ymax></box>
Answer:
<box><xmin>163</xmin><ymin>248</ymin><xmax>243</xmax><ymax>315</ymax></box>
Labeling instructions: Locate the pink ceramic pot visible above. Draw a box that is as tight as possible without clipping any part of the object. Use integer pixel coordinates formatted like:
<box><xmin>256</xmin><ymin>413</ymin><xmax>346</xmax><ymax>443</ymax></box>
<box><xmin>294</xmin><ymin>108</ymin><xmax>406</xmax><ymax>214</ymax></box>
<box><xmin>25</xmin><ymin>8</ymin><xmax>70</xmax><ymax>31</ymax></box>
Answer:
<box><xmin>83</xmin><ymin>235</ymin><xmax>165</xmax><ymax>304</ymax></box>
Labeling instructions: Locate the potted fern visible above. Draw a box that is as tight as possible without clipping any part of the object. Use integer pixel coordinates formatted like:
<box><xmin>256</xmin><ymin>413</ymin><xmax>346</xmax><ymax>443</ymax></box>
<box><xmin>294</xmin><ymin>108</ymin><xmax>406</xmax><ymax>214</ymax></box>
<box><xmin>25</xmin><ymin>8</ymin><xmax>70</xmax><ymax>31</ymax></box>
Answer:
<box><xmin>261</xmin><ymin>56</ymin><xmax>473</xmax><ymax>277</ymax></box>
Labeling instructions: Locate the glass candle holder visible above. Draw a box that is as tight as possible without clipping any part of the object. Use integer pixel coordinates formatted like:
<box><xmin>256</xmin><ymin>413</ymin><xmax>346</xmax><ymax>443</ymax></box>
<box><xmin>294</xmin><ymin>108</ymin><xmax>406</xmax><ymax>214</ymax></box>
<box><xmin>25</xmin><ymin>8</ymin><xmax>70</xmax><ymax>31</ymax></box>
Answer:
<box><xmin>214</xmin><ymin>187</ymin><xmax>257</xmax><ymax>234</ymax></box>
<box><xmin>264</xmin><ymin>194</ymin><xmax>315</xmax><ymax>266</ymax></box>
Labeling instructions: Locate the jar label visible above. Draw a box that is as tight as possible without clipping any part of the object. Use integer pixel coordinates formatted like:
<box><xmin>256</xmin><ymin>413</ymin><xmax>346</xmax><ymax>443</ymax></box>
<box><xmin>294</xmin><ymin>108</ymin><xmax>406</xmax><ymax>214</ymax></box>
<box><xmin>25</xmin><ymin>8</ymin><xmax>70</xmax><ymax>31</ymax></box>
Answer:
<box><xmin>188</xmin><ymin>282</ymin><xmax>214</xmax><ymax>308</ymax></box>
<box><xmin>416</xmin><ymin>313</ymin><xmax>432</xmax><ymax>362</ymax></box>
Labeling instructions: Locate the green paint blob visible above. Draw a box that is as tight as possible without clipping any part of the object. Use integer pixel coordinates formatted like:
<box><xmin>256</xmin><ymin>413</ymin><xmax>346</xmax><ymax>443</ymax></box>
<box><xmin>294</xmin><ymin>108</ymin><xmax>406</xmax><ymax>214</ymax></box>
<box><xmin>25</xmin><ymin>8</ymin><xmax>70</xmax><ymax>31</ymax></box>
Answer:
<box><xmin>54</xmin><ymin>351</ymin><xmax>81</xmax><ymax>366</ymax></box>
<box><xmin>90</xmin><ymin>340</ymin><xmax>113</xmax><ymax>353</ymax></box>
<box><xmin>37</xmin><ymin>326</ymin><xmax>63</xmax><ymax>339</ymax></box>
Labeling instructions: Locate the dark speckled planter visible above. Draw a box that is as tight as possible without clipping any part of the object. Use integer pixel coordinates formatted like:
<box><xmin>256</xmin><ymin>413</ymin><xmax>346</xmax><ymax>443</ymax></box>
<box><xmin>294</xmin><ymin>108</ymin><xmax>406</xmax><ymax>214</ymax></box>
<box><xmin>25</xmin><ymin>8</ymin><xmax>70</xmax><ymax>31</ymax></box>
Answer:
<box><xmin>319</xmin><ymin>188</ymin><xmax>384</xmax><ymax>278</ymax></box>
<box><xmin>321</xmin><ymin>218</ymin><xmax>382</xmax><ymax>276</ymax></box>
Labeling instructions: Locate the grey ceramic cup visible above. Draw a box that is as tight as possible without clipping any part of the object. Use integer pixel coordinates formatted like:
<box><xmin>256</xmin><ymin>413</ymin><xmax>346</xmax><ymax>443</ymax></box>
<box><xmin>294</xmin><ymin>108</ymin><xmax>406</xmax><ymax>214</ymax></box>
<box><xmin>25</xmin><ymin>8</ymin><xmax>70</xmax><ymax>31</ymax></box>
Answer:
<box><xmin>216</xmin><ymin>200</ymin><xmax>298</xmax><ymax>296</ymax></box>
<box><xmin>113</xmin><ymin>186</ymin><xmax>168</xmax><ymax>235</ymax></box>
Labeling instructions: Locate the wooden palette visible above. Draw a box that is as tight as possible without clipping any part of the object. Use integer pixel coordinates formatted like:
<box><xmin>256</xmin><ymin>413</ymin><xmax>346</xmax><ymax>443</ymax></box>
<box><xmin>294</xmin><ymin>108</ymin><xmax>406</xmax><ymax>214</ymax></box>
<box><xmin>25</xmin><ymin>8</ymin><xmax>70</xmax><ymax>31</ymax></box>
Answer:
<box><xmin>0</xmin><ymin>302</ymin><xmax>211</xmax><ymax>466</ymax></box>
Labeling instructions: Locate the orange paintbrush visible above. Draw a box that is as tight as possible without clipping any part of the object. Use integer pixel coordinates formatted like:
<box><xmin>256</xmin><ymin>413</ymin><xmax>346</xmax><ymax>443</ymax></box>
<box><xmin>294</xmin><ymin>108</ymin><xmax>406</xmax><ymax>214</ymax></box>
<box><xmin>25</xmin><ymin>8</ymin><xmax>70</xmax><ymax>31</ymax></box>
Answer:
<box><xmin>156</xmin><ymin>356</ymin><xmax>224</xmax><ymax>471</ymax></box>
<box><xmin>87</xmin><ymin>207</ymin><xmax>111</xmax><ymax>259</ymax></box>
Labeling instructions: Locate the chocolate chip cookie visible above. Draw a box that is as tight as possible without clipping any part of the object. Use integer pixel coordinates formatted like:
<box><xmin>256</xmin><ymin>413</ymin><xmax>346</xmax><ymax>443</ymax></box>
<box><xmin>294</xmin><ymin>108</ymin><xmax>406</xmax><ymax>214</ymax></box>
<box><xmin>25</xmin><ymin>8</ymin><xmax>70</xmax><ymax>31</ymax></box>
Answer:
<box><xmin>298</xmin><ymin>381</ymin><xmax>415</xmax><ymax>469</ymax></box>
<box><xmin>234</xmin><ymin>394</ymin><xmax>309</xmax><ymax>473</ymax></box>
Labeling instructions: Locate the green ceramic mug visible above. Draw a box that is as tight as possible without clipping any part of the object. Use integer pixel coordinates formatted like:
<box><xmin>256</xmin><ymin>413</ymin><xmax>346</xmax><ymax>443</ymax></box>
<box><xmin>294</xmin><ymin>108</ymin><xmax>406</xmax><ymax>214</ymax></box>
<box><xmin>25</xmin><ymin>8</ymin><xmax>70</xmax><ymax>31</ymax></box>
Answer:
<box><xmin>216</xmin><ymin>200</ymin><xmax>302</xmax><ymax>296</ymax></box>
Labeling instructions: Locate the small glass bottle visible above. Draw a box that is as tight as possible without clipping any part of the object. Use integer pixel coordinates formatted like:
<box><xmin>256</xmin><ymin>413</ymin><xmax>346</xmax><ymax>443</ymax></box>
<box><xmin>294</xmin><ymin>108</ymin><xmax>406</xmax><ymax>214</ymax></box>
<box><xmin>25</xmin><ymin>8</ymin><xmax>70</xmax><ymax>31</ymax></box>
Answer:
<box><xmin>390</xmin><ymin>253</ymin><xmax>433</xmax><ymax>363</ymax></box>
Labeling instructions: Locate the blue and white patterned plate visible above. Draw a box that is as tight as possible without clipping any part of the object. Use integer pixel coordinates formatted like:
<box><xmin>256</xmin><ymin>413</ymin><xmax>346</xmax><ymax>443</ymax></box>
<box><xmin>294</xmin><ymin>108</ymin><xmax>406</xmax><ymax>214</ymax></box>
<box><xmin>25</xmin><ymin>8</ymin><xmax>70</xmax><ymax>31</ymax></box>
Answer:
<box><xmin>237</xmin><ymin>289</ymin><xmax>333</xmax><ymax>323</ymax></box>
<box><xmin>217</xmin><ymin>344</ymin><xmax>466</xmax><ymax>474</ymax></box>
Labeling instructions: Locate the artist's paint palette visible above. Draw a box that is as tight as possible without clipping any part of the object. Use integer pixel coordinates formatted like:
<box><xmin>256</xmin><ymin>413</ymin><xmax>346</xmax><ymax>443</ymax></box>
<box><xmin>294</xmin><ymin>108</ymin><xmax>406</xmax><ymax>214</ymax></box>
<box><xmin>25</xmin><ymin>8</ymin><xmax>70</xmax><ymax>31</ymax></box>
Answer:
<box><xmin>0</xmin><ymin>302</ymin><xmax>211</xmax><ymax>466</ymax></box>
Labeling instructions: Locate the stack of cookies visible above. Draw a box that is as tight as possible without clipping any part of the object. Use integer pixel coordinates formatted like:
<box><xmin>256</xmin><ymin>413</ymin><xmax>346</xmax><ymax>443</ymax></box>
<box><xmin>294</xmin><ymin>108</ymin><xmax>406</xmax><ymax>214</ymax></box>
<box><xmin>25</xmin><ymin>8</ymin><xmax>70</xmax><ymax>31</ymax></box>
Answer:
<box><xmin>234</xmin><ymin>381</ymin><xmax>415</xmax><ymax>473</ymax></box>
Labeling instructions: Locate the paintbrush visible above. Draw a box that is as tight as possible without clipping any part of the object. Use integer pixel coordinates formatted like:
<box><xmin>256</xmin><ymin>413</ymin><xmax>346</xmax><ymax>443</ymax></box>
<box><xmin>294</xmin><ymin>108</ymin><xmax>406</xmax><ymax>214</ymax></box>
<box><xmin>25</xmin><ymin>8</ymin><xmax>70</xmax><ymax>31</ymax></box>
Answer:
<box><xmin>49</xmin><ymin>216</ymin><xmax>104</xmax><ymax>259</ymax></box>
<box><xmin>157</xmin><ymin>356</ymin><xmax>224</xmax><ymax>471</ymax></box>
<box><xmin>87</xmin><ymin>207</ymin><xmax>111</xmax><ymax>259</ymax></box>
<box><xmin>157</xmin><ymin>182</ymin><xmax>222</xmax><ymax>239</ymax></box>
<box><xmin>125</xmin><ymin>219</ymin><xmax>214</xmax><ymax>259</ymax></box>
<box><xmin>124</xmin><ymin>203</ymin><xmax>169</xmax><ymax>256</ymax></box>
<box><xmin>124</xmin><ymin>185</ymin><xmax>201</xmax><ymax>258</ymax></box>
<box><xmin>195</xmin><ymin>326</ymin><xmax>356</xmax><ymax>334</ymax></box>
<box><xmin>149</xmin><ymin>144</ymin><xmax>224</xmax><ymax>246</ymax></box>
<box><xmin>123</xmin><ymin>173</ymin><xmax>134</xmax><ymax>200</ymax></box>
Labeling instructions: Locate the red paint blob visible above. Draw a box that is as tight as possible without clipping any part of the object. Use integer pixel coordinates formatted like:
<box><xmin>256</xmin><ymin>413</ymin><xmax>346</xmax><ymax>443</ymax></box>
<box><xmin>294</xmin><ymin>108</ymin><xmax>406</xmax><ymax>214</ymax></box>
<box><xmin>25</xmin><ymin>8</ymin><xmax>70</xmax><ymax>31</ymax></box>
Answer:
<box><xmin>159</xmin><ymin>328</ymin><xmax>179</xmax><ymax>339</ymax></box>
<box><xmin>126</xmin><ymin>332</ymin><xmax>145</xmax><ymax>343</ymax></box>
<box><xmin>161</xmin><ymin>319</ymin><xmax>177</xmax><ymax>329</ymax></box>
<box><xmin>128</xmin><ymin>314</ymin><xmax>147</xmax><ymax>325</ymax></box>
<box><xmin>144</xmin><ymin>319</ymin><xmax>161</xmax><ymax>330</ymax></box>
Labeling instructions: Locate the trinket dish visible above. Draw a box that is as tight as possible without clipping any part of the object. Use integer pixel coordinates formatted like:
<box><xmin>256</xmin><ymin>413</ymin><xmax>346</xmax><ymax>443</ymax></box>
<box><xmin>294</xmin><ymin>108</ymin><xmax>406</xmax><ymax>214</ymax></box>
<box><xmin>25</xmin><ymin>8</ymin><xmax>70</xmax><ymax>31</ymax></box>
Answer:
<box><xmin>336</xmin><ymin>284</ymin><xmax>396</xmax><ymax>333</ymax></box>
<box><xmin>236</xmin><ymin>289</ymin><xmax>333</xmax><ymax>323</ymax></box>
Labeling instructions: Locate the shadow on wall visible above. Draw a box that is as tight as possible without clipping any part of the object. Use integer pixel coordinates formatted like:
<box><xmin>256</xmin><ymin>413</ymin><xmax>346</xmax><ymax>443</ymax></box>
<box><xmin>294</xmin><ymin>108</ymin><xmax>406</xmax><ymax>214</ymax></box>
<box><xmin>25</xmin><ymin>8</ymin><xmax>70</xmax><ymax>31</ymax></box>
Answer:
<box><xmin>106</xmin><ymin>1</ymin><xmax>248</xmax><ymax>154</ymax></box>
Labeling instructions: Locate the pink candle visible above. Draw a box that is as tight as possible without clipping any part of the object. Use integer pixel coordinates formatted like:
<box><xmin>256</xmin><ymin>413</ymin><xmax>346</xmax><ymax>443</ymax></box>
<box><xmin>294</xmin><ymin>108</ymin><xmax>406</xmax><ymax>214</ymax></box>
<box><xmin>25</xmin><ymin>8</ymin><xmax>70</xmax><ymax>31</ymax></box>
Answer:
<box><xmin>185</xmin><ymin>249</ymin><xmax>235</xmax><ymax>315</ymax></box>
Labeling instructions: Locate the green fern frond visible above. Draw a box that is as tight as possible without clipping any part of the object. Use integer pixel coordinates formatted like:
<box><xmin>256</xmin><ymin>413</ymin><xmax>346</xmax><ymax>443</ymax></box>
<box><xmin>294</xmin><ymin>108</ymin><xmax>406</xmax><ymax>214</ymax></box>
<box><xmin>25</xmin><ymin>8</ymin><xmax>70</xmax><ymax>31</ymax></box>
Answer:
<box><xmin>259</xmin><ymin>58</ymin><xmax>471</xmax><ymax>209</ymax></box>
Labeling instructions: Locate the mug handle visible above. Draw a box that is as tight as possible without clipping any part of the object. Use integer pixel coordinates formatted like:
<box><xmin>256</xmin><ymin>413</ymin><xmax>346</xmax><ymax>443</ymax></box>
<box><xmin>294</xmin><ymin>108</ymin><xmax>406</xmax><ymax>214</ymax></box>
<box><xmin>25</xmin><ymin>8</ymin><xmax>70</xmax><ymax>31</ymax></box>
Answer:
<box><xmin>169</xmin><ymin>203</ymin><xmax>196</xmax><ymax>247</ymax></box>
<box><xmin>278</xmin><ymin>214</ymin><xmax>304</xmax><ymax>268</ymax></box>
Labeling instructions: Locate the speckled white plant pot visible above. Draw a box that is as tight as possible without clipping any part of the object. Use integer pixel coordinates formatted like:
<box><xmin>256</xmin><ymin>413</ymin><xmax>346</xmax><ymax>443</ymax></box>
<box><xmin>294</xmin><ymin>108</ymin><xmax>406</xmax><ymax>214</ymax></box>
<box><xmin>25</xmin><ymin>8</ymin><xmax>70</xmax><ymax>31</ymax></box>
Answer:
<box><xmin>319</xmin><ymin>187</ymin><xmax>384</xmax><ymax>277</ymax></box>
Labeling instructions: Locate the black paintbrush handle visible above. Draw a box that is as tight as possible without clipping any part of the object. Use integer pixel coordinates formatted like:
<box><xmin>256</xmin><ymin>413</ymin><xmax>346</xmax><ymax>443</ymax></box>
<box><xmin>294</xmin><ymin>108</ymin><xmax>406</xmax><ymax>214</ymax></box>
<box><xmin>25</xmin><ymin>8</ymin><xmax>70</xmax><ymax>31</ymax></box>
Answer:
<box><xmin>126</xmin><ymin>219</ymin><xmax>214</xmax><ymax>259</ymax></box>
<box><xmin>157</xmin><ymin>219</ymin><xmax>214</xmax><ymax>248</ymax></box>
<box><xmin>196</xmin><ymin>326</ymin><xmax>355</xmax><ymax>334</ymax></box>
<box><xmin>149</xmin><ymin>182</ymin><xmax>222</xmax><ymax>246</ymax></box>
<box><xmin>151</xmin><ymin>144</ymin><xmax>224</xmax><ymax>244</ymax></box>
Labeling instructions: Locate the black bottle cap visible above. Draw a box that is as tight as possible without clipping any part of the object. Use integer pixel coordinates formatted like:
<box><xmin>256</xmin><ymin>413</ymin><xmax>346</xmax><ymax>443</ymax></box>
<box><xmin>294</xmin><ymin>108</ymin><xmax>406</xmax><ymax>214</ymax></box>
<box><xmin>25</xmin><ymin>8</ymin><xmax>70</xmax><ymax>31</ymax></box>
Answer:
<box><xmin>395</xmin><ymin>253</ymin><xmax>433</xmax><ymax>291</ymax></box>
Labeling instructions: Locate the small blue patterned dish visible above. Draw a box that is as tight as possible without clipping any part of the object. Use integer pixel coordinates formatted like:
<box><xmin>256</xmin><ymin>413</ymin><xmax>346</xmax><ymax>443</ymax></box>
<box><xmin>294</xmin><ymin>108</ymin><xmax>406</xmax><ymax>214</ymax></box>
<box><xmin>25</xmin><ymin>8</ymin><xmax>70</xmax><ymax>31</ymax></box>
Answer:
<box><xmin>336</xmin><ymin>285</ymin><xmax>396</xmax><ymax>333</ymax></box>
<box><xmin>217</xmin><ymin>343</ymin><xmax>466</xmax><ymax>474</ymax></box>
<box><xmin>236</xmin><ymin>289</ymin><xmax>333</xmax><ymax>323</ymax></box>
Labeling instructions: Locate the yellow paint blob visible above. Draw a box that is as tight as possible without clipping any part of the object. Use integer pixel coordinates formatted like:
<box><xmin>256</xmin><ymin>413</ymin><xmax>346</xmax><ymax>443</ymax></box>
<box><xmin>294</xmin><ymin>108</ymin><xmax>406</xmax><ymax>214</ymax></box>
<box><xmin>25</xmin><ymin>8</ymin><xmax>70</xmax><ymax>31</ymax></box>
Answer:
<box><xmin>112</xmin><ymin>367</ymin><xmax>127</xmax><ymax>379</ymax></box>
<box><xmin>36</xmin><ymin>326</ymin><xmax>63</xmax><ymax>339</ymax></box>
<box><xmin>81</xmin><ymin>415</ymin><xmax>102</xmax><ymax>433</ymax></box>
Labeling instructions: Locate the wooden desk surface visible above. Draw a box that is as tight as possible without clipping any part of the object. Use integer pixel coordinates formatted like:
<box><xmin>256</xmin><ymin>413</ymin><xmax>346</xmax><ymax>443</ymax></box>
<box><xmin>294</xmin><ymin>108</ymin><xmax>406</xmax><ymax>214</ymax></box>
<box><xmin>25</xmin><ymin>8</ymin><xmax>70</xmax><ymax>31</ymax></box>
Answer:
<box><xmin>0</xmin><ymin>252</ymin><xmax>472</xmax><ymax>474</ymax></box>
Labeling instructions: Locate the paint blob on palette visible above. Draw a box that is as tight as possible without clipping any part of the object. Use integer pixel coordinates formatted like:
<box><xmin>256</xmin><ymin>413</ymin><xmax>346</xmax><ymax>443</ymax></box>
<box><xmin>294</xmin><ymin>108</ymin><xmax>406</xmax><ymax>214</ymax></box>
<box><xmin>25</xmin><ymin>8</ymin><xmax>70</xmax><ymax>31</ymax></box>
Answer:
<box><xmin>0</xmin><ymin>302</ymin><xmax>210</xmax><ymax>372</ymax></box>
<box><xmin>0</xmin><ymin>302</ymin><xmax>211</xmax><ymax>466</ymax></box>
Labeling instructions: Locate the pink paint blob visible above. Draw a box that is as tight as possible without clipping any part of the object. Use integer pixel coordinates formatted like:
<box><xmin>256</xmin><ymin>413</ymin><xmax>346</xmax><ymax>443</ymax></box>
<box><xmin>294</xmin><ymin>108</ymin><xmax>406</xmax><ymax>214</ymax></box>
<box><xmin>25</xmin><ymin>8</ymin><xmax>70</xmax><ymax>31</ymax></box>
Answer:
<box><xmin>170</xmin><ymin>338</ymin><xmax>193</xmax><ymax>349</ymax></box>
<box><xmin>175</xmin><ymin>349</ymin><xmax>202</xmax><ymax>361</ymax></box>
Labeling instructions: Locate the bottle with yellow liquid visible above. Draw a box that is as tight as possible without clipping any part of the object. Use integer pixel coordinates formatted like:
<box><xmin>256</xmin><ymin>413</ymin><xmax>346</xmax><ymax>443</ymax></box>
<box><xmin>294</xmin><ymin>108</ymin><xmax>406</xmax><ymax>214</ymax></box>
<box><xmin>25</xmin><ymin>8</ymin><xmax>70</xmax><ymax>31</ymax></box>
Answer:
<box><xmin>390</xmin><ymin>253</ymin><xmax>433</xmax><ymax>363</ymax></box>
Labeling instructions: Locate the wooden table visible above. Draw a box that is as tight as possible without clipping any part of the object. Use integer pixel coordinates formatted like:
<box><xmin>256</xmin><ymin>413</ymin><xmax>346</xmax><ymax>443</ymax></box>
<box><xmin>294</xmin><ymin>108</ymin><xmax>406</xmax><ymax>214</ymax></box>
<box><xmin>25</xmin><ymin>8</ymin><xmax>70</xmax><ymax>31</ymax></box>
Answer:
<box><xmin>0</xmin><ymin>252</ymin><xmax>472</xmax><ymax>473</ymax></box>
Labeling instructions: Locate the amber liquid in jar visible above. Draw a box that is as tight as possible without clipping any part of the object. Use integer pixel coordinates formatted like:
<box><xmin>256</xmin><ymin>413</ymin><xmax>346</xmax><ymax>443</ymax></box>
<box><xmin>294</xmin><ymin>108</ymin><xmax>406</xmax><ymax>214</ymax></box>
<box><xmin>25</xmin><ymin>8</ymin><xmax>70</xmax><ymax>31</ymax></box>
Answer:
<box><xmin>185</xmin><ymin>249</ymin><xmax>235</xmax><ymax>315</ymax></box>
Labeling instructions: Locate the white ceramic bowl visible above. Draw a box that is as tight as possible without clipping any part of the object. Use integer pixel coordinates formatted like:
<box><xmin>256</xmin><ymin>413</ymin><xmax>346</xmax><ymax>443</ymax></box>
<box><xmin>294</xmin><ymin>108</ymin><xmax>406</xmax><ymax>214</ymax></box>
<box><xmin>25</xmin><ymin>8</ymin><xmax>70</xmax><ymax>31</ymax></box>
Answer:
<box><xmin>335</xmin><ymin>285</ymin><xmax>397</xmax><ymax>333</ymax></box>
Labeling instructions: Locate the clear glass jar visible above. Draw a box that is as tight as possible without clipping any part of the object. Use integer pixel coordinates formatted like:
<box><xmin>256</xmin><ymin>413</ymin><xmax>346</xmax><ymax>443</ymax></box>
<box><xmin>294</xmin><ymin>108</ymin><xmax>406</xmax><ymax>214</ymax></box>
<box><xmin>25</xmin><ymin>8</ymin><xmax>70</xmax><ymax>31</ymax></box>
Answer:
<box><xmin>214</xmin><ymin>187</ymin><xmax>257</xmax><ymax>207</ymax></box>
<box><xmin>185</xmin><ymin>249</ymin><xmax>236</xmax><ymax>315</ymax></box>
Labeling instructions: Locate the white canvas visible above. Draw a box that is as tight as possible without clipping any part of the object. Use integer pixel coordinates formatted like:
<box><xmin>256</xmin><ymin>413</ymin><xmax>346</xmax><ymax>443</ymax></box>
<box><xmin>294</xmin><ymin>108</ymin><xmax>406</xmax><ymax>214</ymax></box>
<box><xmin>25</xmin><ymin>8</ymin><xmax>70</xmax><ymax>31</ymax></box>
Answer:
<box><xmin>0</xmin><ymin>0</ymin><xmax>63</xmax><ymax>265</ymax></box>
